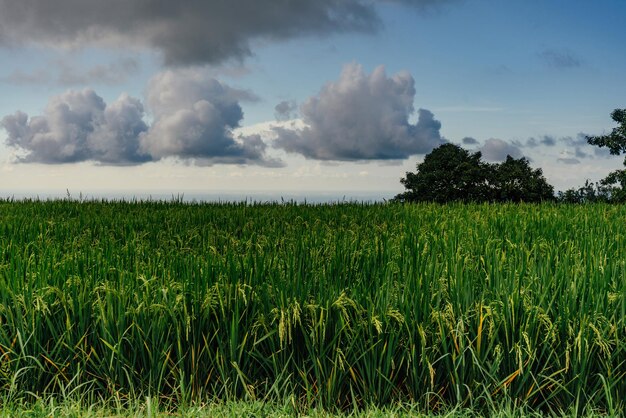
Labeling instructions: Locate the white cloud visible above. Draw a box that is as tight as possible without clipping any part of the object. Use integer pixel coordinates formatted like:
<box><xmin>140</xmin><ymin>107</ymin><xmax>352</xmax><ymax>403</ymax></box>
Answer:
<box><xmin>1</xmin><ymin>69</ymin><xmax>282</xmax><ymax>166</ymax></box>
<box><xmin>273</xmin><ymin>63</ymin><xmax>445</xmax><ymax>160</ymax></box>
<box><xmin>1</xmin><ymin>89</ymin><xmax>149</xmax><ymax>164</ymax></box>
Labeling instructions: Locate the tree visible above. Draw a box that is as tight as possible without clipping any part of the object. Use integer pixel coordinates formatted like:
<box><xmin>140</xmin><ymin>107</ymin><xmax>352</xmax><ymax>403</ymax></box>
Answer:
<box><xmin>396</xmin><ymin>143</ymin><xmax>555</xmax><ymax>203</ymax></box>
<box><xmin>395</xmin><ymin>143</ymin><xmax>491</xmax><ymax>203</ymax></box>
<box><xmin>557</xmin><ymin>180</ymin><xmax>610</xmax><ymax>203</ymax></box>
<box><xmin>491</xmin><ymin>156</ymin><xmax>554</xmax><ymax>202</ymax></box>
<box><xmin>587</xmin><ymin>109</ymin><xmax>626</xmax><ymax>157</ymax></box>
<box><xmin>586</xmin><ymin>108</ymin><xmax>626</xmax><ymax>202</ymax></box>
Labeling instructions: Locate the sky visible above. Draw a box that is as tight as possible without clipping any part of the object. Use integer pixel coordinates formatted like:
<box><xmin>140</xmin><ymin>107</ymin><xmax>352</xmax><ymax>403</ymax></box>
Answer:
<box><xmin>1</xmin><ymin>0</ymin><xmax>625</xmax><ymax>201</ymax></box>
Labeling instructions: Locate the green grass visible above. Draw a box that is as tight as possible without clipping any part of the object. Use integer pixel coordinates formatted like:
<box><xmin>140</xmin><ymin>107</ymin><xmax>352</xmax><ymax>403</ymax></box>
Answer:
<box><xmin>0</xmin><ymin>199</ymin><xmax>623</xmax><ymax>415</ymax></box>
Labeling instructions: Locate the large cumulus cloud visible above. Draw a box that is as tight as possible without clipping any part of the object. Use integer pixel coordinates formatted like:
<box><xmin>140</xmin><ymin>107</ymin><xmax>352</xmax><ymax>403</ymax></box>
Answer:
<box><xmin>2</xmin><ymin>90</ymin><xmax>149</xmax><ymax>164</ymax></box>
<box><xmin>140</xmin><ymin>70</ymin><xmax>280</xmax><ymax>166</ymax></box>
<box><xmin>1</xmin><ymin>70</ymin><xmax>281</xmax><ymax>166</ymax></box>
<box><xmin>273</xmin><ymin>64</ymin><xmax>445</xmax><ymax>160</ymax></box>
<box><xmin>0</xmin><ymin>0</ymin><xmax>455</xmax><ymax>65</ymax></box>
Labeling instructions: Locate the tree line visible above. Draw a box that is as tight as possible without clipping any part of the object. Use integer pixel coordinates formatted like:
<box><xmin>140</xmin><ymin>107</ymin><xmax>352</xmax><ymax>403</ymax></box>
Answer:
<box><xmin>396</xmin><ymin>108</ymin><xmax>626</xmax><ymax>203</ymax></box>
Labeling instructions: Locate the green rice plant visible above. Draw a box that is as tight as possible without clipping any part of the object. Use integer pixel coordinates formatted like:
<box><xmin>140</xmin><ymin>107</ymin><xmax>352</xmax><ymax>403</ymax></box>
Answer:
<box><xmin>0</xmin><ymin>199</ymin><xmax>623</xmax><ymax>415</ymax></box>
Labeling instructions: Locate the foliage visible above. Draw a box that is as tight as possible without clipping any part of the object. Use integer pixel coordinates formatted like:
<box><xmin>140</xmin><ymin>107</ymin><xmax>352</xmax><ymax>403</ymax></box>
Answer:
<box><xmin>587</xmin><ymin>109</ymin><xmax>626</xmax><ymax>158</ymax></box>
<box><xmin>597</xmin><ymin>169</ymin><xmax>626</xmax><ymax>202</ymax></box>
<box><xmin>395</xmin><ymin>144</ymin><xmax>491</xmax><ymax>203</ymax></box>
<box><xmin>395</xmin><ymin>144</ymin><xmax>554</xmax><ymax>203</ymax></box>
<box><xmin>586</xmin><ymin>108</ymin><xmax>626</xmax><ymax>202</ymax></box>
<box><xmin>0</xmin><ymin>200</ymin><xmax>624</xmax><ymax>416</ymax></box>
<box><xmin>556</xmin><ymin>180</ymin><xmax>611</xmax><ymax>203</ymax></box>
<box><xmin>489</xmin><ymin>156</ymin><xmax>554</xmax><ymax>202</ymax></box>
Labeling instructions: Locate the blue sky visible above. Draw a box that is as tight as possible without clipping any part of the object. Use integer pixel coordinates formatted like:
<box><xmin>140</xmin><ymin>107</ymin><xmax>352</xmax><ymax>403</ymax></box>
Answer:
<box><xmin>1</xmin><ymin>0</ymin><xmax>625</xmax><ymax>199</ymax></box>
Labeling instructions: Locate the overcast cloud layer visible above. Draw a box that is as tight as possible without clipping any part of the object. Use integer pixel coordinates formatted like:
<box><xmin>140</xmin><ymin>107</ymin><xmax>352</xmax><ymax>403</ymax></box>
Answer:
<box><xmin>1</xmin><ymin>70</ymin><xmax>281</xmax><ymax>166</ymax></box>
<box><xmin>0</xmin><ymin>0</ymin><xmax>454</xmax><ymax>65</ymax></box>
<box><xmin>273</xmin><ymin>64</ymin><xmax>446</xmax><ymax>160</ymax></box>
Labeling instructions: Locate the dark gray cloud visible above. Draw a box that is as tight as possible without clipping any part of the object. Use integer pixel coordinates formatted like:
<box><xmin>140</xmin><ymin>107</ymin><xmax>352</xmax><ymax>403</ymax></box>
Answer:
<box><xmin>0</xmin><ymin>1</ymin><xmax>377</xmax><ymax>65</ymax></box>
<box><xmin>1</xmin><ymin>70</ymin><xmax>282</xmax><ymax>166</ymax></box>
<box><xmin>462</xmin><ymin>136</ymin><xmax>479</xmax><ymax>145</ymax></box>
<box><xmin>0</xmin><ymin>0</ymin><xmax>447</xmax><ymax>66</ymax></box>
<box><xmin>273</xmin><ymin>64</ymin><xmax>445</xmax><ymax>161</ymax></box>
<box><xmin>539</xmin><ymin>48</ymin><xmax>582</xmax><ymax>69</ymax></box>
<box><xmin>274</xmin><ymin>101</ymin><xmax>298</xmax><ymax>121</ymax></box>
<box><xmin>479</xmin><ymin>138</ymin><xmax>524</xmax><ymax>162</ymax></box>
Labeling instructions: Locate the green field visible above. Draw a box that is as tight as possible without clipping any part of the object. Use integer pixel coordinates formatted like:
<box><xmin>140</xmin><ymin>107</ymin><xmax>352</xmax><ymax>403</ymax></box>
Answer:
<box><xmin>0</xmin><ymin>200</ymin><xmax>623</xmax><ymax>416</ymax></box>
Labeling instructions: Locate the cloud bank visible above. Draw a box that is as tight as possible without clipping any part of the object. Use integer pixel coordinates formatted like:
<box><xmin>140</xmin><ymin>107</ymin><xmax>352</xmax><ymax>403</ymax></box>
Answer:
<box><xmin>1</xmin><ymin>70</ymin><xmax>281</xmax><ymax>166</ymax></box>
<box><xmin>0</xmin><ymin>0</ymin><xmax>455</xmax><ymax>65</ymax></box>
<box><xmin>273</xmin><ymin>64</ymin><xmax>445</xmax><ymax>160</ymax></box>
<box><xmin>2</xmin><ymin>62</ymin><xmax>458</xmax><ymax>167</ymax></box>
<box><xmin>522</xmin><ymin>133</ymin><xmax>611</xmax><ymax>164</ymax></box>
<box><xmin>473</xmin><ymin>132</ymin><xmax>615</xmax><ymax>166</ymax></box>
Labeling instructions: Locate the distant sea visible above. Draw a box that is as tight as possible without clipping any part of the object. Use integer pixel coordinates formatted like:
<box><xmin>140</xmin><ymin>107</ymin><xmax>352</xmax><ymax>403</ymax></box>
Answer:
<box><xmin>0</xmin><ymin>190</ymin><xmax>395</xmax><ymax>204</ymax></box>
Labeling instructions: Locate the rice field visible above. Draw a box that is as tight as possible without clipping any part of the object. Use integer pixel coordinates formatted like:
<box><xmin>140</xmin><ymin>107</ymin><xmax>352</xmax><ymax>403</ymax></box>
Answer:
<box><xmin>0</xmin><ymin>200</ymin><xmax>623</xmax><ymax>415</ymax></box>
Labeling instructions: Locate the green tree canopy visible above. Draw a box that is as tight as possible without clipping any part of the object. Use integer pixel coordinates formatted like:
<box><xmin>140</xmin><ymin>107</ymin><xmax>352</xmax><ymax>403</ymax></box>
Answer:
<box><xmin>557</xmin><ymin>180</ymin><xmax>610</xmax><ymax>204</ymax></box>
<box><xmin>395</xmin><ymin>143</ymin><xmax>554</xmax><ymax>203</ymax></box>
<box><xmin>491</xmin><ymin>156</ymin><xmax>554</xmax><ymax>203</ymax></box>
<box><xmin>395</xmin><ymin>143</ymin><xmax>491</xmax><ymax>203</ymax></box>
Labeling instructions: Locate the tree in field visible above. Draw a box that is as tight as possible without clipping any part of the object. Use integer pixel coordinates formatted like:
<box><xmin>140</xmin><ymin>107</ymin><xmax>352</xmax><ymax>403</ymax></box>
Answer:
<box><xmin>395</xmin><ymin>143</ymin><xmax>555</xmax><ymax>203</ymax></box>
<box><xmin>586</xmin><ymin>109</ymin><xmax>626</xmax><ymax>202</ymax></box>
<box><xmin>395</xmin><ymin>143</ymin><xmax>491</xmax><ymax>203</ymax></box>
<box><xmin>557</xmin><ymin>180</ymin><xmax>610</xmax><ymax>203</ymax></box>
<box><xmin>491</xmin><ymin>156</ymin><xmax>554</xmax><ymax>202</ymax></box>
